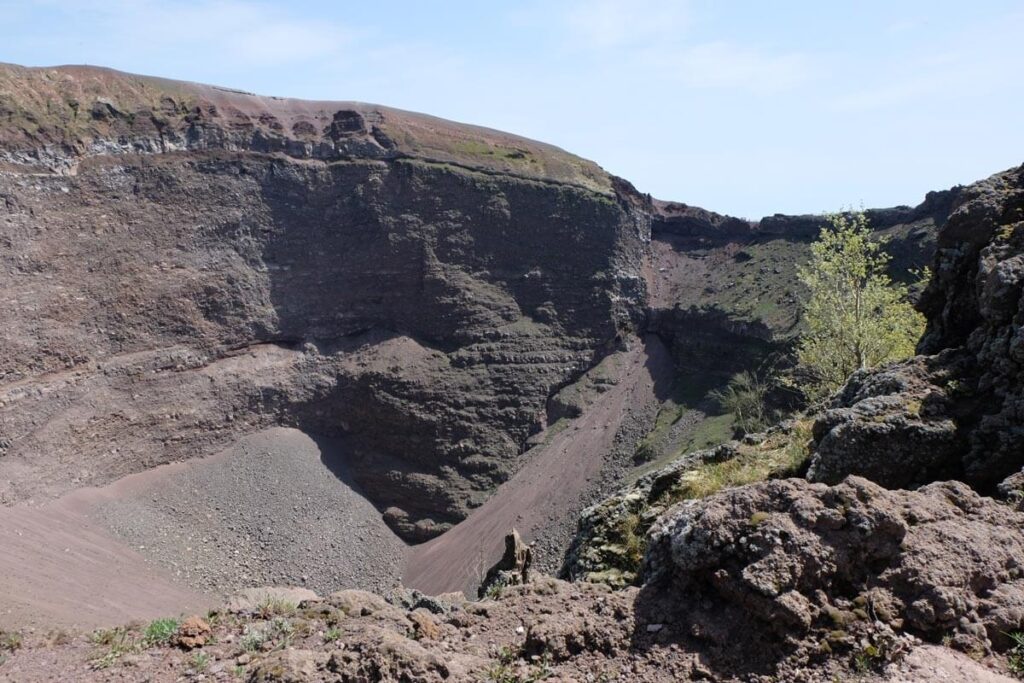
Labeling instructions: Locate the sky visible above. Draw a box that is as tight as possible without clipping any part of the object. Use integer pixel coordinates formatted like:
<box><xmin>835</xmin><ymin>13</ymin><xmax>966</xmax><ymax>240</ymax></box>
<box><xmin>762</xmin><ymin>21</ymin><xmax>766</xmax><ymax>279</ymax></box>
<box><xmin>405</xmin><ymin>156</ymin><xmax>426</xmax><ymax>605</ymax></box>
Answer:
<box><xmin>1</xmin><ymin>0</ymin><xmax>1022</xmax><ymax>218</ymax></box>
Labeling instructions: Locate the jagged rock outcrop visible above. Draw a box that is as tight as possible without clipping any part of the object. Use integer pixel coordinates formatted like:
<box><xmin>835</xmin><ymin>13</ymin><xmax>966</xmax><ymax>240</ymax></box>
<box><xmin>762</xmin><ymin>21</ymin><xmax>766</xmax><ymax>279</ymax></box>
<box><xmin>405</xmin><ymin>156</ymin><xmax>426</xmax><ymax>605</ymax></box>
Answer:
<box><xmin>640</xmin><ymin>476</ymin><xmax>1024</xmax><ymax>676</ymax></box>
<box><xmin>563</xmin><ymin>419</ymin><xmax>814</xmax><ymax>587</ymax></box>
<box><xmin>477</xmin><ymin>529</ymin><xmax>533</xmax><ymax>598</ymax></box>
<box><xmin>651</xmin><ymin>199</ymin><xmax>754</xmax><ymax>239</ymax></box>
<box><xmin>808</xmin><ymin>164</ymin><xmax>1024</xmax><ymax>493</ymax></box>
<box><xmin>806</xmin><ymin>353</ymin><xmax>966</xmax><ymax>488</ymax></box>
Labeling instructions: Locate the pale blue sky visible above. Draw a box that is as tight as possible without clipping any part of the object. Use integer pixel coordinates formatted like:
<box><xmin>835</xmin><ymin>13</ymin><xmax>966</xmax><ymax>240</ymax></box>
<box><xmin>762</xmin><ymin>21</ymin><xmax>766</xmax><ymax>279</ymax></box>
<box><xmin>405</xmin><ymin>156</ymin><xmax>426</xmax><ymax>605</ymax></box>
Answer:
<box><xmin>2</xmin><ymin>1</ymin><xmax>1022</xmax><ymax>218</ymax></box>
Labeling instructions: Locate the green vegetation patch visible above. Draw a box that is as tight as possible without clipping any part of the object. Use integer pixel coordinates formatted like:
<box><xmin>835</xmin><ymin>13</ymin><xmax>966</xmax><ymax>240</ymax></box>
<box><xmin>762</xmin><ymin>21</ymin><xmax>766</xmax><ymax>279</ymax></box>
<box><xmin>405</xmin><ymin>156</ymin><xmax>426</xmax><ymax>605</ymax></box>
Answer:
<box><xmin>663</xmin><ymin>420</ymin><xmax>812</xmax><ymax>503</ymax></box>
<box><xmin>143</xmin><ymin>618</ymin><xmax>179</xmax><ymax>647</ymax></box>
<box><xmin>1008</xmin><ymin>631</ymin><xmax>1024</xmax><ymax>678</ymax></box>
<box><xmin>582</xmin><ymin>419</ymin><xmax>814</xmax><ymax>587</ymax></box>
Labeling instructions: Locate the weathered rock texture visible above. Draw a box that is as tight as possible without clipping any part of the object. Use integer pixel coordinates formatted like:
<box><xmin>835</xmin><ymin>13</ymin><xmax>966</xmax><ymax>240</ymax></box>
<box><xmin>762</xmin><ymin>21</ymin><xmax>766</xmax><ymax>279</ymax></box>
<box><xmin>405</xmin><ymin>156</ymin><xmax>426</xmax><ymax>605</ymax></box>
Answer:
<box><xmin>563</xmin><ymin>443</ymin><xmax>733</xmax><ymax>586</ymax></box>
<box><xmin>641</xmin><ymin>476</ymin><xmax>1024</xmax><ymax>676</ymax></box>
<box><xmin>0</xmin><ymin>65</ymin><xmax>647</xmax><ymax>540</ymax></box>
<box><xmin>5</xmin><ymin>546</ymin><xmax>1019</xmax><ymax>682</ymax></box>
<box><xmin>808</xmin><ymin>164</ymin><xmax>1024</xmax><ymax>493</ymax></box>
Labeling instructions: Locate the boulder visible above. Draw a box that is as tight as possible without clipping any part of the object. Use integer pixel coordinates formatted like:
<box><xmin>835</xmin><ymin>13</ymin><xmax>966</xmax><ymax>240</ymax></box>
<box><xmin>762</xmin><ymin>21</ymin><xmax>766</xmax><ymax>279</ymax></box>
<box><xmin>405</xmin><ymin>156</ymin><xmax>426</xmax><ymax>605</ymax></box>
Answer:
<box><xmin>807</xmin><ymin>353</ymin><xmax>965</xmax><ymax>488</ymax></box>
<box><xmin>640</xmin><ymin>476</ymin><xmax>1024</xmax><ymax>673</ymax></box>
<box><xmin>408</xmin><ymin>608</ymin><xmax>442</xmax><ymax>640</ymax></box>
<box><xmin>478</xmin><ymin>529</ymin><xmax>533</xmax><ymax>598</ymax></box>
<box><xmin>173</xmin><ymin>616</ymin><xmax>211</xmax><ymax>650</ymax></box>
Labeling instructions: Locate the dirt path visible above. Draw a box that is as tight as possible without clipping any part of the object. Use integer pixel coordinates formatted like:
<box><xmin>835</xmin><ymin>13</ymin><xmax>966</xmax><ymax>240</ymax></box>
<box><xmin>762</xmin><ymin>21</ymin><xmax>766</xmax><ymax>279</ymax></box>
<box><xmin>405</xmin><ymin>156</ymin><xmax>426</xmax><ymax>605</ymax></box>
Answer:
<box><xmin>403</xmin><ymin>335</ymin><xmax>675</xmax><ymax>595</ymax></box>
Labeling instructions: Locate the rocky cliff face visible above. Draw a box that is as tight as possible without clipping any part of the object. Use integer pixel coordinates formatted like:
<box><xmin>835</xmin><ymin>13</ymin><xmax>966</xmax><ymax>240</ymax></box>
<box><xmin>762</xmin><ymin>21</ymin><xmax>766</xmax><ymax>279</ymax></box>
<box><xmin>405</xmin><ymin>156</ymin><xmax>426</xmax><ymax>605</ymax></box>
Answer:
<box><xmin>0</xmin><ymin>65</ymin><xmax>647</xmax><ymax>540</ymax></box>
<box><xmin>640</xmin><ymin>475</ymin><xmax>1024</xmax><ymax>678</ymax></box>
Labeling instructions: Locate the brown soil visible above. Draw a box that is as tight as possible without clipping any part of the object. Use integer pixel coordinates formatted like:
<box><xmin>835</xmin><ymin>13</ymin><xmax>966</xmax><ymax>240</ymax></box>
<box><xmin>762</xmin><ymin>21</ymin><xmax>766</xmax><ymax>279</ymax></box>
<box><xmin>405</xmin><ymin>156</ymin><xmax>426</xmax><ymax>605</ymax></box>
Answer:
<box><xmin>0</xmin><ymin>332</ymin><xmax>673</xmax><ymax>630</ymax></box>
<box><xmin>1</xmin><ymin>579</ymin><xmax>1016</xmax><ymax>683</ymax></box>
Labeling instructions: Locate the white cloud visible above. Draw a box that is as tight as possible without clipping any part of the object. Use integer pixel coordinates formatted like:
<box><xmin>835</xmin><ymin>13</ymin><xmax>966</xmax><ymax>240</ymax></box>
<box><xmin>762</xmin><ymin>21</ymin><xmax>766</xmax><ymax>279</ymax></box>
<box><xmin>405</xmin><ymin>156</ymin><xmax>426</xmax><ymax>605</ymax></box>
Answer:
<box><xmin>830</xmin><ymin>9</ymin><xmax>1024</xmax><ymax>113</ymax></box>
<box><xmin>556</xmin><ymin>0</ymin><xmax>812</xmax><ymax>94</ymax></box>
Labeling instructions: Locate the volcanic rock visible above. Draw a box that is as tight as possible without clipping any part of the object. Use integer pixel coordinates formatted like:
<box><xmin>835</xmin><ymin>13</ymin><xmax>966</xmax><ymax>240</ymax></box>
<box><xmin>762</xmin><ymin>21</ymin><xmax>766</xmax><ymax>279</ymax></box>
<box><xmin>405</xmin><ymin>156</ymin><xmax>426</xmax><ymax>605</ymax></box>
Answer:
<box><xmin>641</xmin><ymin>476</ymin><xmax>1024</xmax><ymax>675</ymax></box>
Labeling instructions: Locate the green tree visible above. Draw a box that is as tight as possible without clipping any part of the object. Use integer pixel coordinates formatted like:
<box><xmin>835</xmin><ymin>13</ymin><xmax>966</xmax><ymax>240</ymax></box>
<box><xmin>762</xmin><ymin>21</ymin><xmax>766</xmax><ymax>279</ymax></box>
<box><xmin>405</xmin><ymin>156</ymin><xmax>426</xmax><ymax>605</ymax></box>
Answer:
<box><xmin>796</xmin><ymin>211</ymin><xmax>925</xmax><ymax>403</ymax></box>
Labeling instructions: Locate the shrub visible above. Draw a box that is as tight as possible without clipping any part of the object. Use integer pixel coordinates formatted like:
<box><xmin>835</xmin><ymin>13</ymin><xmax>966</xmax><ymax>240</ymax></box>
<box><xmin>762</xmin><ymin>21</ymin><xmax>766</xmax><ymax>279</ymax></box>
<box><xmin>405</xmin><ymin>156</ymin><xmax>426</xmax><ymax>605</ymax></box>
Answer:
<box><xmin>88</xmin><ymin>627</ymin><xmax>138</xmax><ymax>670</ymax></box>
<box><xmin>240</xmin><ymin>624</ymin><xmax>268</xmax><ymax>652</ymax></box>
<box><xmin>0</xmin><ymin>630</ymin><xmax>22</xmax><ymax>652</ymax></box>
<box><xmin>709</xmin><ymin>371</ymin><xmax>771</xmax><ymax>434</ymax></box>
<box><xmin>797</xmin><ymin>211</ymin><xmax>925</xmax><ymax>403</ymax></box>
<box><xmin>666</xmin><ymin>419</ymin><xmax>813</xmax><ymax>503</ymax></box>
<box><xmin>190</xmin><ymin>651</ymin><xmax>210</xmax><ymax>672</ymax></box>
<box><xmin>1008</xmin><ymin>631</ymin><xmax>1024</xmax><ymax>678</ymax></box>
<box><xmin>256</xmin><ymin>596</ymin><xmax>297</xmax><ymax>619</ymax></box>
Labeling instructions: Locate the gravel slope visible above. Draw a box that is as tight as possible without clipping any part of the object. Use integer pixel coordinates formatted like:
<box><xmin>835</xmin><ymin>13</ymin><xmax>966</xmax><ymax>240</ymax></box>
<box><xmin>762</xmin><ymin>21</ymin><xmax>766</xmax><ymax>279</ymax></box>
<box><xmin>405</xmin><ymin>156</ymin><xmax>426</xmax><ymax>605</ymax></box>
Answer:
<box><xmin>95</xmin><ymin>428</ymin><xmax>406</xmax><ymax>597</ymax></box>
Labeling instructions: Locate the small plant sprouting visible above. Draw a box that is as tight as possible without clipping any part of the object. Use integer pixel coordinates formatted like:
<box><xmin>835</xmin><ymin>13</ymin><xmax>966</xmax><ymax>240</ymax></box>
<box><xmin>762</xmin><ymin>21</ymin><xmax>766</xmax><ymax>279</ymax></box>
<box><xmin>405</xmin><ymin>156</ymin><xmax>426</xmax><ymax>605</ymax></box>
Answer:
<box><xmin>256</xmin><ymin>596</ymin><xmax>297</xmax><ymax>619</ymax></box>
<box><xmin>240</xmin><ymin>618</ymin><xmax>294</xmax><ymax>653</ymax></box>
<box><xmin>240</xmin><ymin>625</ymin><xmax>268</xmax><ymax>653</ymax></box>
<box><xmin>190</xmin><ymin>650</ymin><xmax>210</xmax><ymax>672</ymax></box>
<box><xmin>143</xmin><ymin>617</ymin><xmax>179</xmax><ymax>647</ymax></box>
<box><xmin>88</xmin><ymin>627</ymin><xmax>138</xmax><ymax>670</ymax></box>
<box><xmin>485</xmin><ymin>645</ymin><xmax>553</xmax><ymax>682</ymax></box>
<box><xmin>0</xmin><ymin>630</ymin><xmax>22</xmax><ymax>652</ymax></box>
<box><xmin>270</xmin><ymin>618</ymin><xmax>295</xmax><ymax>650</ymax></box>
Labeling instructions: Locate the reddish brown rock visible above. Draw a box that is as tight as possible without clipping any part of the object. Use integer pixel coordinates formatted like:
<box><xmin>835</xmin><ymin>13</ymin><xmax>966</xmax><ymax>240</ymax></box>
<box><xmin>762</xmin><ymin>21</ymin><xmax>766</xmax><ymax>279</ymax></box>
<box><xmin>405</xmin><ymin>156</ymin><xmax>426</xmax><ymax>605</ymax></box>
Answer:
<box><xmin>174</xmin><ymin>615</ymin><xmax>212</xmax><ymax>650</ymax></box>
